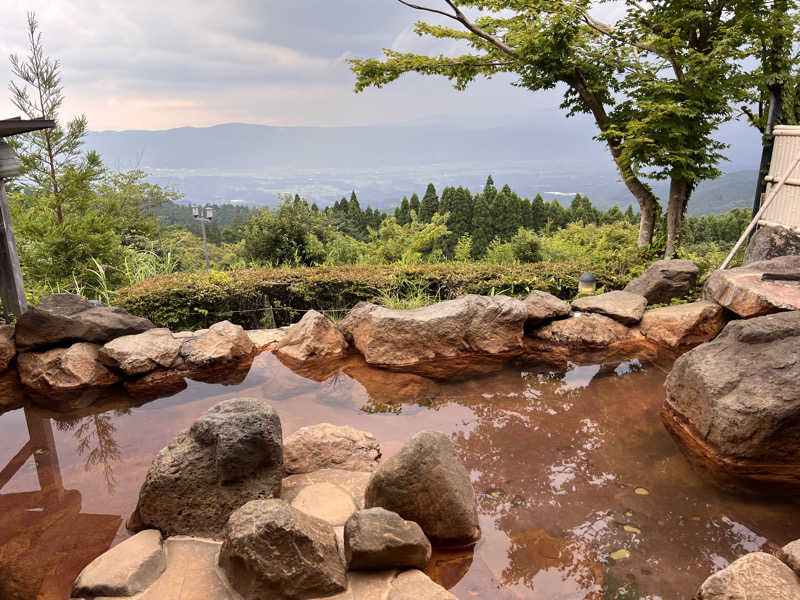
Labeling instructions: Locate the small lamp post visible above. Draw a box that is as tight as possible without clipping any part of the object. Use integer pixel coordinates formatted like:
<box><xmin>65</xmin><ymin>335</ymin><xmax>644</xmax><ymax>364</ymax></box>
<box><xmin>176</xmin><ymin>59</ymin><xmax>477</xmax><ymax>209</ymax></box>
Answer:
<box><xmin>0</xmin><ymin>118</ymin><xmax>55</xmax><ymax>318</ymax></box>
<box><xmin>578</xmin><ymin>272</ymin><xmax>597</xmax><ymax>295</ymax></box>
<box><xmin>192</xmin><ymin>204</ymin><xmax>214</xmax><ymax>271</ymax></box>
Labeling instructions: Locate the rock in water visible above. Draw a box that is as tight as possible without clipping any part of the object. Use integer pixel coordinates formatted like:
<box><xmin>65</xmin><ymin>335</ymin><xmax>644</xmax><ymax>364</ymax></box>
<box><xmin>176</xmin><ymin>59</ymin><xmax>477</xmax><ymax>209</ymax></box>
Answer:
<box><xmin>704</xmin><ymin>255</ymin><xmax>800</xmax><ymax>318</ymax></box>
<box><xmin>180</xmin><ymin>320</ymin><xmax>256</xmax><ymax>370</ymax></box>
<box><xmin>274</xmin><ymin>310</ymin><xmax>348</xmax><ymax>363</ymax></box>
<box><xmin>219</xmin><ymin>499</ymin><xmax>347</xmax><ymax>600</ymax></box>
<box><xmin>344</xmin><ymin>508</ymin><xmax>431</xmax><ymax>570</ymax></box>
<box><xmin>17</xmin><ymin>342</ymin><xmax>120</xmax><ymax>393</ymax></box>
<box><xmin>624</xmin><ymin>259</ymin><xmax>699</xmax><ymax>304</ymax></box>
<box><xmin>132</xmin><ymin>398</ymin><xmax>283</xmax><ymax>537</ymax></box>
<box><xmin>340</xmin><ymin>295</ymin><xmax>528</xmax><ymax>379</ymax></box>
<box><xmin>364</xmin><ymin>430</ymin><xmax>480</xmax><ymax>546</ymax></box>
<box><xmin>639</xmin><ymin>301</ymin><xmax>726</xmax><ymax>349</ymax></box>
<box><xmin>14</xmin><ymin>293</ymin><xmax>153</xmax><ymax>351</ymax></box>
<box><xmin>0</xmin><ymin>325</ymin><xmax>15</xmax><ymax>372</ymax></box>
<box><xmin>523</xmin><ymin>290</ymin><xmax>571</xmax><ymax>325</ymax></box>
<box><xmin>283</xmin><ymin>423</ymin><xmax>381</xmax><ymax>474</ymax></box>
<box><xmin>524</xmin><ymin>312</ymin><xmax>649</xmax><ymax>367</ymax></box>
<box><xmin>744</xmin><ymin>224</ymin><xmax>800</xmax><ymax>265</ymax></box>
<box><xmin>99</xmin><ymin>328</ymin><xmax>182</xmax><ymax>375</ymax></box>
<box><xmin>572</xmin><ymin>290</ymin><xmax>648</xmax><ymax>325</ymax></box>
<box><xmin>663</xmin><ymin>311</ymin><xmax>800</xmax><ymax>494</ymax></box>
<box><xmin>697</xmin><ymin>553</ymin><xmax>800</xmax><ymax>599</ymax></box>
<box><xmin>72</xmin><ymin>530</ymin><xmax>166</xmax><ymax>597</ymax></box>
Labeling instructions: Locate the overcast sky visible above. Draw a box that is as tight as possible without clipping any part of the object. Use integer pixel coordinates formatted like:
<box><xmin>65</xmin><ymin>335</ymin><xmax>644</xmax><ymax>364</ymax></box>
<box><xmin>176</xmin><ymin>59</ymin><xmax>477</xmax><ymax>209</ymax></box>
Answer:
<box><xmin>0</xmin><ymin>0</ymin><xmax>595</xmax><ymax>131</ymax></box>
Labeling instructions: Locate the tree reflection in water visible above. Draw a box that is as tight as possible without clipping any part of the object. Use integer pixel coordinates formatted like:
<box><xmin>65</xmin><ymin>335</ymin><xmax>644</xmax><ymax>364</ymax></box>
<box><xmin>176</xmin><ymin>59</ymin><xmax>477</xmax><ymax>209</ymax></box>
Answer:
<box><xmin>55</xmin><ymin>409</ymin><xmax>128</xmax><ymax>494</ymax></box>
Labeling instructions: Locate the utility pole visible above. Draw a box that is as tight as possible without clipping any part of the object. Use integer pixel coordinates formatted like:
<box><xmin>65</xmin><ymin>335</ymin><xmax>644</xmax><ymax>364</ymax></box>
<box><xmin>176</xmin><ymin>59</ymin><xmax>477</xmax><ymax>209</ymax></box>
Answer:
<box><xmin>192</xmin><ymin>204</ymin><xmax>214</xmax><ymax>270</ymax></box>
<box><xmin>0</xmin><ymin>118</ymin><xmax>55</xmax><ymax>319</ymax></box>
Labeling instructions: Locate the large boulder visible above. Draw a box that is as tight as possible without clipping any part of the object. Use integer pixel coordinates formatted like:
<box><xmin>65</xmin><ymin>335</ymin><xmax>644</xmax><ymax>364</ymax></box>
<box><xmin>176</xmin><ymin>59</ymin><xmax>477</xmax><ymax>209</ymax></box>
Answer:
<box><xmin>14</xmin><ymin>294</ymin><xmax>153</xmax><ymax>351</ymax></box>
<box><xmin>72</xmin><ymin>530</ymin><xmax>166</xmax><ymax>597</ymax></box>
<box><xmin>624</xmin><ymin>259</ymin><xmax>699</xmax><ymax>304</ymax></box>
<box><xmin>131</xmin><ymin>398</ymin><xmax>283</xmax><ymax>537</ymax></box>
<box><xmin>340</xmin><ymin>295</ymin><xmax>528</xmax><ymax>379</ymax></box>
<box><xmin>98</xmin><ymin>328</ymin><xmax>182</xmax><ymax>376</ymax></box>
<box><xmin>572</xmin><ymin>290</ymin><xmax>647</xmax><ymax>325</ymax></box>
<box><xmin>663</xmin><ymin>311</ymin><xmax>800</xmax><ymax>494</ymax></box>
<box><xmin>344</xmin><ymin>508</ymin><xmax>431</xmax><ymax>570</ymax></box>
<box><xmin>180</xmin><ymin>320</ymin><xmax>256</xmax><ymax>370</ymax></box>
<box><xmin>284</xmin><ymin>423</ymin><xmax>381</xmax><ymax>474</ymax></box>
<box><xmin>639</xmin><ymin>301</ymin><xmax>726</xmax><ymax>349</ymax></box>
<box><xmin>744</xmin><ymin>224</ymin><xmax>800</xmax><ymax>265</ymax></box>
<box><xmin>219</xmin><ymin>499</ymin><xmax>347</xmax><ymax>600</ymax></box>
<box><xmin>17</xmin><ymin>342</ymin><xmax>120</xmax><ymax>393</ymax></box>
<box><xmin>523</xmin><ymin>290</ymin><xmax>571</xmax><ymax>325</ymax></box>
<box><xmin>697</xmin><ymin>552</ymin><xmax>800</xmax><ymax>599</ymax></box>
<box><xmin>0</xmin><ymin>324</ymin><xmax>15</xmax><ymax>372</ymax></box>
<box><xmin>275</xmin><ymin>310</ymin><xmax>348</xmax><ymax>364</ymax></box>
<box><xmin>364</xmin><ymin>430</ymin><xmax>479</xmax><ymax>546</ymax></box>
<box><xmin>704</xmin><ymin>255</ymin><xmax>800</xmax><ymax>318</ymax></box>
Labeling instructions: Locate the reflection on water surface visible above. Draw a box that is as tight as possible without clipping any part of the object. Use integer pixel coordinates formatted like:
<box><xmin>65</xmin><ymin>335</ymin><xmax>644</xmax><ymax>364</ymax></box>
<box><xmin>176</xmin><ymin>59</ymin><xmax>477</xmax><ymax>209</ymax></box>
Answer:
<box><xmin>0</xmin><ymin>353</ymin><xmax>798</xmax><ymax>599</ymax></box>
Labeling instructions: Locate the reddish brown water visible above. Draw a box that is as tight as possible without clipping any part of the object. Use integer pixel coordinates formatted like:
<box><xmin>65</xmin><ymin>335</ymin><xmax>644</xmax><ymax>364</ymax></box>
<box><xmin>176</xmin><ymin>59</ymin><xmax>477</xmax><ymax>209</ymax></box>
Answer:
<box><xmin>1</xmin><ymin>353</ymin><xmax>798</xmax><ymax>600</ymax></box>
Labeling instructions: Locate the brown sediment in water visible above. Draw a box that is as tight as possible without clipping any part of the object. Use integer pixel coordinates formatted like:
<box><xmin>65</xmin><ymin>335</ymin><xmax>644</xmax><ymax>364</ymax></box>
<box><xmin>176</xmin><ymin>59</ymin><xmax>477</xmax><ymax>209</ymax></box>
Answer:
<box><xmin>0</xmin><ymin>353</ymin><xmax>799</xmax><ymax>599</ymax></box>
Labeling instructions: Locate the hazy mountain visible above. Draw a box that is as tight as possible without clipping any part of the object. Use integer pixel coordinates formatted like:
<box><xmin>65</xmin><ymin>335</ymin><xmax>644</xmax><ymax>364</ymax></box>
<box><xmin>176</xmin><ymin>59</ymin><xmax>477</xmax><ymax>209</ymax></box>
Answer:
<box><xmin>86</xmin><ymin>118</ymin><xmax>763</xmax><ymax>215</ymax></box>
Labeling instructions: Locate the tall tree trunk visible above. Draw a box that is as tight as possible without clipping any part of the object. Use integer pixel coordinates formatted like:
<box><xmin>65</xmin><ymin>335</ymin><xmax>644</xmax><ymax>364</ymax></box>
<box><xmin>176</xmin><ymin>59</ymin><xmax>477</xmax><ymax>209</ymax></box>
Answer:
<box><xmin>665</xmin><ymin>178</ymin><xmax>689</xmax><ymax>258</ymax></box>
<box><xmin>569</xmin><ymin>70</ymin><xmax>658</xmax><ymax>247</ymax></box>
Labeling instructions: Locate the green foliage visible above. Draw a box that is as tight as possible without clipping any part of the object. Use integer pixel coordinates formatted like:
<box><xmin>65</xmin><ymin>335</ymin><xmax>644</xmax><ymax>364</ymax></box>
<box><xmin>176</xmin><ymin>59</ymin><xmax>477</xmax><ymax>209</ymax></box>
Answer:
<box><xmin>540</xmin><ymin>222</ymin><xmax>642</xmax><ymax>278</ymax></box>
<box><xmin>115</xmin><ymin>262</ymin><xmax>627</xmax><ymax>330</ymax></box>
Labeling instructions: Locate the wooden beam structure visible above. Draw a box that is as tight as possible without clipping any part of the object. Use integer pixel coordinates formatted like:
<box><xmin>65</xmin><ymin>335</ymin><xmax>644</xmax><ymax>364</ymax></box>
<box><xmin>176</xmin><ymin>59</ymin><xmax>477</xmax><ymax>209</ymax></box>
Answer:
<box><xmin>0</xmin><ymin>117</ymin><xmax>55</xmax><ymax>319</ymax></box>
<box><xmin>0</xmin><ymin>181</ymin><xmax>28</xmax><ymax>318</ymax></box>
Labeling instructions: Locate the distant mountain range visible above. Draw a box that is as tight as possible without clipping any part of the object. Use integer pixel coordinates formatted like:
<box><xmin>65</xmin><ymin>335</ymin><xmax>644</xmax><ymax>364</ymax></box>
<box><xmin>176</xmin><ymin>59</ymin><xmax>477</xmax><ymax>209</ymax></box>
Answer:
<box><xmin>86</xmin><ymin>119</ymin><xmax>763</xmax><ymax>216</ymax></box>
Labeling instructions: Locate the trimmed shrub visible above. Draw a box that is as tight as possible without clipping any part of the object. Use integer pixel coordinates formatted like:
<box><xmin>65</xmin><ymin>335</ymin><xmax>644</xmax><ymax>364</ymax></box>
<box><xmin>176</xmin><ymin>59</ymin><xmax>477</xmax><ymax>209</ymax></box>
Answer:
<box><xmin>113</xmin><ymin>262</ymin><xmax>626</xmax><ymax>330</ymax></box>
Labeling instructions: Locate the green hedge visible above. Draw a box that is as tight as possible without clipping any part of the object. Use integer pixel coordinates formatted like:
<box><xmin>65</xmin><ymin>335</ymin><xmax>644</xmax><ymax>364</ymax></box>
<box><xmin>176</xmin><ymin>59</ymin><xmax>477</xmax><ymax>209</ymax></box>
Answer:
<box><xmin>113</xmin><ymin>262</ymin><xmax>627</xmax><ymax>330</ymax></box>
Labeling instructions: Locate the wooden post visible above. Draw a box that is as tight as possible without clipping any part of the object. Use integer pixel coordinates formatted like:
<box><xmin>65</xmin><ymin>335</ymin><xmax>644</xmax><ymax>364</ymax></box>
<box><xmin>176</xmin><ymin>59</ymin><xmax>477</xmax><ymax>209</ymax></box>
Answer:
<box><xmin>0</xmin><ymin>178</ymin><xmax>28</xmax><ymax>318</ymax></box>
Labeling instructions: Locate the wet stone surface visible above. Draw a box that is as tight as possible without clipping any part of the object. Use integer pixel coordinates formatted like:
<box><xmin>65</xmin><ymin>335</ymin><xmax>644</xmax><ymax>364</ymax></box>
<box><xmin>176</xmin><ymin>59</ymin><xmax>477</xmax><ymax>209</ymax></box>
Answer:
<box><xmin>1</xmin><ymin>352</ymin><xmax>800</xmax><ymax>599</ymax></box>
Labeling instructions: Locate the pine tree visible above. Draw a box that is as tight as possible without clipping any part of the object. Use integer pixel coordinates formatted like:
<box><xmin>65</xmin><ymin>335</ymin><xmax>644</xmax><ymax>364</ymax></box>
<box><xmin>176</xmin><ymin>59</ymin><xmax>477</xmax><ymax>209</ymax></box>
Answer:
<box><xmin>347</xmin><ymin>191</ymin><xmax>366</xmax><ymax>239</ymax></box>
<box><xmin>483</xmin><ymin>175</ymin><xmax>497</xmax><ymax>203</ymax></box>
<box><xmin>470</xmin><ymin>193</ymin><xmax>493</xmax><ymax>259</ymax></box>
<box><xmin>396</xmin><ymin>196</ymin><xmax>410</xmax><ymax>225</ymax></box>
<box><xmin>409</xmin><ymin>193</ymin><xmax>421</xmax><ymax>218</ymax></box>
<box><xmin>439</xmin><ymin>186</ymin><xmax>455</xmax><ymax>216</ymax></box>
<box><xmin>420</xmin><ymin>183</ymin><xmax>439</xmax><ymax>223</ymax></box>
<box><xmin>448</xmin><ymin>187</ymin><xmax>473</xmax><ymax>238</ymax></box>
<box><xmin>531</xmin><ymin>194</ymin><xmax>546</xmax><ymax>231</ymax></box>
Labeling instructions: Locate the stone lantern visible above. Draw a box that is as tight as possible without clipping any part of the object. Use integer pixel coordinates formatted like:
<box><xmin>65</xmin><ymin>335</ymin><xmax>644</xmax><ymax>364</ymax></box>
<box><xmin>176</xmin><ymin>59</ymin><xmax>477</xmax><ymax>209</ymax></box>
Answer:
<box><xmin>0</xmin><ymin>118</ymin><xmax>55</xmax><ymax>318</ymax></box>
